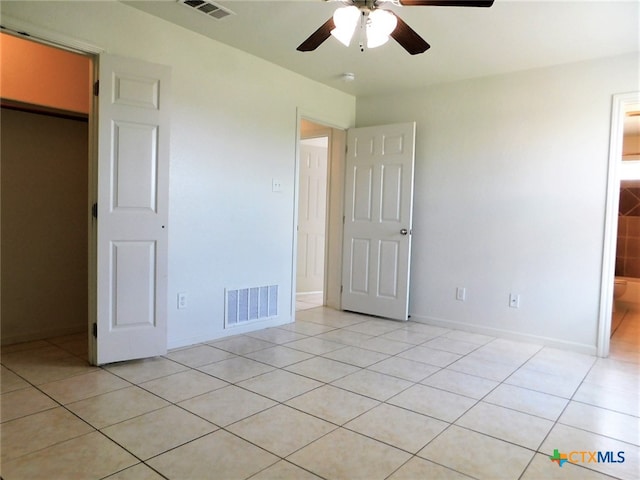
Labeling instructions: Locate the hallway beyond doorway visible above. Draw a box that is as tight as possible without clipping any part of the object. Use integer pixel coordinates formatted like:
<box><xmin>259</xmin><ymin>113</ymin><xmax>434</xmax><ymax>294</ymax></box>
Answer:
<box><xmin>295</xmin><ymin>292</ymin><xmax>323</xmax><ymax>311</ymax></box>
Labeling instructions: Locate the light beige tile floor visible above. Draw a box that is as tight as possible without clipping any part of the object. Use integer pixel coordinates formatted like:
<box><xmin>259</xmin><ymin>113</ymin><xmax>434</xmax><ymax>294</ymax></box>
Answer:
<box><xmin>1</xmin><ymin>307</ymin><xmax>638</xmax><ymax>479</ymax></box>
<box><xmin>295</xmin><ymin>292</ymin><xmax>323</xmax><ymax>312</ymax></box>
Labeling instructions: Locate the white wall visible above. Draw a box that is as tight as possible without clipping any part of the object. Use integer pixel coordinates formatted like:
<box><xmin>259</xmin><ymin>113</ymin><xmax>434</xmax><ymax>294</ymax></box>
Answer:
<box><xmin>1</xmin><ymin>1</ymin><xmax>355</xmax><ymax>349</ymax></box>
<box><xmin>357</xmin><ymin>54</ymin><xmax>639</xmax><ymax>353</ymax></box>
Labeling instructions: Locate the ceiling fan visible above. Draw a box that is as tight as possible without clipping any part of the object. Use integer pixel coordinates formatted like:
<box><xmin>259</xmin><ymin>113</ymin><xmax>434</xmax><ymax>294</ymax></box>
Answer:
<box><xmin>297</xmin><ymin>0</ymin><xmax>494</xmax><ymax>55</ymax></box>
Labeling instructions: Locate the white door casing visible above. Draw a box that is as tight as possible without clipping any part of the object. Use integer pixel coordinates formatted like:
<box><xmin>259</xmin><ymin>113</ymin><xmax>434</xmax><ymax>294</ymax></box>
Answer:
<box><xmin>597</xmin><ymin>91</ymin><xmax>640</xmax><ymax>357</ymax></box>
<box><xmin>94</xmin><ymin>54</ymin><xmax>171</xmax><ymax>365</ymax></box>
<box><xmin>297</xmin><ymin>139</ymin><xmax>328</xmax><ymax>294</ymax></box>
<box><xmin>341</xmin><ymin>122</ymin><xmax>416</xmax><ymax>321</ymax></box>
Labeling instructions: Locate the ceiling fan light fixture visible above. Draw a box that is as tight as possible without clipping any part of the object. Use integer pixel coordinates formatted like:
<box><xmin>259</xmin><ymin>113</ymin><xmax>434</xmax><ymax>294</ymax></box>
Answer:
<box><xmin>330</xmin><ymin>5</ymin><xmax>360</xmax><ymax>46</ymax></box>
<box><xmin>366</xmin><ymin>9</ymin><xmax>398</xmax><ymax>49</ymax></box>
<box><xmin>366</xmin><ymin>31</ymin><xmax>389</xmax><ymax>49</ymax></box>
<box><xmin>298</xmin><ymin>0</ymin><xmax>493</xmax><ymax>55</ymax></box>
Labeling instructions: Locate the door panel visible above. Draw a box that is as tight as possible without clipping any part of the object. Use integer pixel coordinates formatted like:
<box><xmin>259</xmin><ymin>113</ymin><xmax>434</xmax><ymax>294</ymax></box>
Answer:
<box><xmin>350</xmin><ymin>238</ymin><xmax>371</xmax><ymax>294</ymax></box>
<box><xmin>353</xmin><ymin>166</ymin><xmax>373</xmax><ymax>221</ymax></box>
<box><xmin>113</xmin><ymin>122</ymin><xmax>158</xmax><ymax>211</ymax></box>
<box><xmin>112</xmin><ymin>241</ymin><xmax>156</xmax><ymax>327</ymax></box>
<box><xmin>380</xmin><ymin>164</ymin><xmax>402</xmax><ymax>221</ymax></box>
<box><xmin>94</xmin><ymin>54</ymin><xmax>171</xmax><ymax>365</ymax></box>
<box><xmin>342</xmin><ymin>123</ymin><xmax>415</xmax><ymax>321</ymax></box>
<box><xmin>113</xmin><ymin>75</ymin><xmax>160</xmax><ymax>109</ymax></box>
<box><xmin>378</xmin><ymin>240</ymin><xmax>399</xmax><ymax>298</ymax></box>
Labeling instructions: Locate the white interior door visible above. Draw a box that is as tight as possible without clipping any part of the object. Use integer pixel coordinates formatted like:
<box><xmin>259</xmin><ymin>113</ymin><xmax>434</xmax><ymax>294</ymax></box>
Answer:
<box><xmin>93</xmin><ymin>54</ymin><xmax>171</xmax><ymax>365</ymax></box>
<box><xmin>341</xmin><ymin>122</ymin><xmax>416</xmax><ymax>321</ymax></box>
<box><xmin>297</xmin><ymin>138</ymin><xmax>328</xmax><ymax>294</ymax></box>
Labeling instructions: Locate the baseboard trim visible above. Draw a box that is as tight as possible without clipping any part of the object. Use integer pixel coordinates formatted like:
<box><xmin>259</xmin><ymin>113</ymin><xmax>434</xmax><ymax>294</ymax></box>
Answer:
<box><xmin>1</xmin><ymin>324</ymin><xmax>86</xmax><ymax>347</ymax></box>
<box><xmin>167</xmin><ymin>315</ymin><xmax>293</xmax><ymax>350</ymax></box>
<box><xmin>409</xmin><ymin>313</ymin><xmax>597</xmax><ymax>356</ymax></box>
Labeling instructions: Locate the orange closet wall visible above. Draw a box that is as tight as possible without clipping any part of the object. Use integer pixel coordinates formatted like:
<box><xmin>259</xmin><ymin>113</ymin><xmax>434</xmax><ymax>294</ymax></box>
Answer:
<box><xmin>0</xmin><ymin>32</ymin><xmax>91</xmax><ymax>114</ymax></box>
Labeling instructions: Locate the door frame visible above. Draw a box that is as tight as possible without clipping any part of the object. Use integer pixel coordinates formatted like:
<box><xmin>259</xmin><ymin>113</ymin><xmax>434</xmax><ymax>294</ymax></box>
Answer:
<box><xmin>2</xmin><ymin>17</ymin><xmax>104</xmax><ymax>363</ymax></box>
<box><xmin>292</xmin><ymin>110</ymin><xmax>349</xmax><ymax>317</ymax></box>
<box><xmin>597</xmin><ymin>91</ymin><xmax>640</xmax><ymax>357</ymax></box>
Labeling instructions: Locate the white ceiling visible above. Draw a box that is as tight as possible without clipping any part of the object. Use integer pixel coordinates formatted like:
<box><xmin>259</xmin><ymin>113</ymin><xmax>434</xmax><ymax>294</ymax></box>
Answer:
<box><xmin>125</xmin><ymin>0</ymin><xmax>639</xmax><ymax>97</ymax></box>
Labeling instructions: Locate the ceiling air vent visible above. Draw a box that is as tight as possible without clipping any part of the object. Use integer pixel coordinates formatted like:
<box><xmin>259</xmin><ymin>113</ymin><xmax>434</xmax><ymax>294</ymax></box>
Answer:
<box><xmin>178</xmin><ymin>0</ymin><xmax>235</xmax><ymax>20</ymax></box>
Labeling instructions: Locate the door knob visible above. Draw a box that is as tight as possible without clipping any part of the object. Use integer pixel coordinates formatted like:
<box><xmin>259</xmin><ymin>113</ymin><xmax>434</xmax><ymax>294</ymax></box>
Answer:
<box><xmin>400</xmin><ymin>228</ymin><xmax>408</xmax><ymax>235</ymax></box>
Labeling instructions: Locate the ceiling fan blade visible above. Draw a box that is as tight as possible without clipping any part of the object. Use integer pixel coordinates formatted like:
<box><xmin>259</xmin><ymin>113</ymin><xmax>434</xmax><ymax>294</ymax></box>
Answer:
<box><xmin>399</xmin><ymin>1</ymin><xmax>494</xmax><ymax>6</ymax></box>
<box><xmin>390</xmin><ymin>15</ymin><xmax>431</xmax><ymax>55</ymax></box>
<box><xmin>297</xmin><ymin>17</ymin><xmax>336</xmax><ymax>52</ymax></box>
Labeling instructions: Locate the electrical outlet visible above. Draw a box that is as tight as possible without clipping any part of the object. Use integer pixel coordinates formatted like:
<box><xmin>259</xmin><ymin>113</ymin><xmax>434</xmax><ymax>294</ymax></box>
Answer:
<box><xmin>272</xmin><ymin>178</ymin><xmax>283</xmax><ymax>192</ymax></box>
<box><xmin>509</xmin><ymin>293</ymin><xmax>520</xmax><ymax>308</ymax></box>
<box><xmin>456</xmin><ymin>287</ymin><xmax>466</xmax><ymax>301</ymax></box>
<box><xmin>177</xmin><ymin>292</ymin><xmax>187</xmax><ymax>309</ymax></box>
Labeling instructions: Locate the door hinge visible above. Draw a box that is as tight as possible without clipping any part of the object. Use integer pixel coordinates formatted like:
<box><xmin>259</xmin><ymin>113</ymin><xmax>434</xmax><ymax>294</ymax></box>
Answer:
<box><xmin>93</xmin><ymin>80</ymin><xmax>99</xmax><ymax>96</ymax></box>
<box><xmin>92</xmin><ymin>322</ymin><xmax>97</xmax><ymax>338</ymax></box>
<box><xmin>340</xmin><ymin>285</ymin><xmax>343</xmax><ymax>293</ymax></box>
<box><xmin>92</xmin><ymin>203</ymin><xmax>98</xmax><ymax>218</ymax></box>
<box><xmin>343</xmin><ymin>215</ymin><xmax>345</xmax><ymax>224</ymax></box>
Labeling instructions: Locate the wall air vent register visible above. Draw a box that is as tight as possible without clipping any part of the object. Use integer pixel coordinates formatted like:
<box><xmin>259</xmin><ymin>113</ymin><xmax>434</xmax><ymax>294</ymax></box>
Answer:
<box><xmin>225</xmin><ymin>285</ymin><xmax>278</xmax><ymax>328</ymax></box>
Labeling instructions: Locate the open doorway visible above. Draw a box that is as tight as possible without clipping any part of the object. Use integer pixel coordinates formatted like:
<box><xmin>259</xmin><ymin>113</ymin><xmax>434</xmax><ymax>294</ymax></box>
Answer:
<box><xmin>295</xmin><ymin>118</ymin><xmax>347</xmax><ymax>313</ymax></box>
<box><xmin>296</xmin><ymin>133</ymin><xmax>329</xmax><ymax>311</ymax></box>
<box><xmin>598</xmin><ymin>92</ymin><xmax>640</xmax><ymax>360</ymax></box>
<box><xmin>0</xmin><ymin>32</ymin><xmax>92</xmax><ymax>350</ymax></box>
<box><xmin>610</xmin><ymin>102</ymin><xmax>640</xmax><ymax>361</ymax></box>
